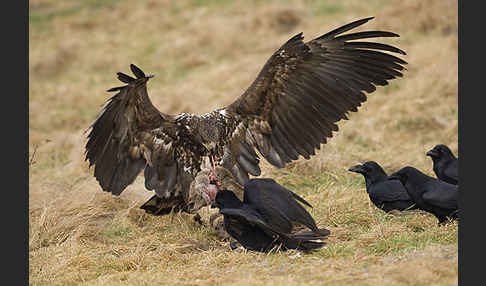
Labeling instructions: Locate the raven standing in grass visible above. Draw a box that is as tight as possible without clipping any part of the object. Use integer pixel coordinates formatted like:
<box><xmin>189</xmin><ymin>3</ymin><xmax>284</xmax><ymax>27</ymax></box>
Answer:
<box><xmin>389</xmin><ymin>166</ymin><xmax>458</xmax><ymax>225</ymax></box>
<box><xmin>348</xmin><ymin>161</ymin><xmax>417</xmax><ymax>212</ymax></box>
<box><xmin>212</xmin><ymin>178</ymin><xmax>330</xmax><ymax>252</ymax></box>
<box><xmin>426</xmin><ymin>144</ymin><xmax>458</xmax><ymax>185</ymax></box>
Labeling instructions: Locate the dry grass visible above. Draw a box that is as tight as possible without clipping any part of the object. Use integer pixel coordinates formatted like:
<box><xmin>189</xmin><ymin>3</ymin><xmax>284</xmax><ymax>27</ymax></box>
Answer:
<box><xmin>29</xmin><ymin>0</ymin><xmax>458</xmax><ymax>285</ymax></box>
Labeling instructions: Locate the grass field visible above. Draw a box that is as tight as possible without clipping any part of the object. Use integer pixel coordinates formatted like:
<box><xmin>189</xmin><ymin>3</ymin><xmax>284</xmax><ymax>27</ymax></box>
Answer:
<box><xmin>29</xmin><ymin>0</ymin><xmax>458</xmax><ymax>285</ymax></box>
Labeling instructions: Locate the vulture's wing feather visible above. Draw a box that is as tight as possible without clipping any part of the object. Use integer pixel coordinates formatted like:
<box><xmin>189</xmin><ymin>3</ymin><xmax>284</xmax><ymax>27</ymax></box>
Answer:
<box><xmin>222</xmin><ymin>17</ymin><xmax>407</xmax><ymax>184</ymax></box>
<box><xmin>85</xmin><ymin>64</ymin><xmax>188</xmax><ymax>203</ymax></box>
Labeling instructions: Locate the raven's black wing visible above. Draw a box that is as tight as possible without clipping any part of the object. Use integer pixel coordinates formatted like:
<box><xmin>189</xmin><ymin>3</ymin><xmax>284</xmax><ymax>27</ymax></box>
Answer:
<box><xmin>221</xmin><ymin>208</ymin><xmax>327</xmax><ymax>251</ymax></box>
<box><xmin>370</xmin><ymin>179</ymin><xmax>413</xmax><ymax>202</ymax></box>
<box><xmin>243</xmin><ymin>178</ymin><xmax>320</xmax><ymax>233</ymax></box>
<box><xmin>422</xmin><ymin>181</ymin><xmax>458</xmax><ymax>210</ymax></box>
<box><xmin>220</xmin><ymin>208</ymin><xmax>284</xmax><ymax>238</ymax></box>
<box><xmin>443</xmin><ymin>160</ymin><xmax>458</xmax><ymax>184</ymax></box>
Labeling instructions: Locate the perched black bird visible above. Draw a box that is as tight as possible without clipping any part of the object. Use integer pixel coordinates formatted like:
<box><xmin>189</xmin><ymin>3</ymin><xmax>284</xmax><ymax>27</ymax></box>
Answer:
<box><xmin>389</xmin><ymin>166</ymin><xmax>458</xmax><ymax>224</ymax></box>
<box><xmin>348</xmin><ymin>161</ymin><xmax>417</xmax><ymax>212</ymax></box>
<box><xmin>426</xmin><ymin>144</ymin><xmax>458</xmax><ymax>185</ymax></box>
<box><xmin>213</xmin><ymin>178</ymin><xmax>330</xmax><ymax>252</ymax></box>
<box><xmin>85</xmin><ymin>17</ymin><xmax>407</xmax><ymax>214</ymax></box>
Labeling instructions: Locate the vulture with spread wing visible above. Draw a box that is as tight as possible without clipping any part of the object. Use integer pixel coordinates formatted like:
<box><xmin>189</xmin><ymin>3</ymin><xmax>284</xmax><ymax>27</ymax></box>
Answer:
<box><xmin>85</xmin><ymin>17</ymin><xmax>407</xmax><ymax>213</ymax></box>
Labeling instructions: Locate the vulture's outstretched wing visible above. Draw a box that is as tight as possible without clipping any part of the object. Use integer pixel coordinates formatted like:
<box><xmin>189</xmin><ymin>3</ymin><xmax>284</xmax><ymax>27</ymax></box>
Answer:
<box><xmin>222</xmin><ymin>17</ymin><xmax>407</xmax><ymax>184</ymax></box>
<box><xmin>85</xmin><ymin>64</ymin><xmax>193</xmax><ymax>204</ymax></box>
<box><xmin>86</xmin><ymin>17</ymin><xmax>407</xmax><ymax>213</ymax></box>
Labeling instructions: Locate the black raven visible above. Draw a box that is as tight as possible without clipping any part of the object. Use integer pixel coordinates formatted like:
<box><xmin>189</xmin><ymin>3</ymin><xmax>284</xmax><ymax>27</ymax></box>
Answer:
<box><xmin>348</xmin><ymin>161</ymin><xmax>417</xmax><ymax>212</ymax></box>
<box><xmin>389</xmin><ymin>166</ymin><xmax>458</xmax><ymax>224</ymax></box>
<box><xmin>426</xmin><ymin>144</ymin><xmax>458</xmax><ymax>185</ymax></box>
<box><xmin>85</xmin><ymin>17</ymin><xmax>406</xmax><ymax>214</ymax></box>
<box><xmin>213</xmin><ymin>178</ymin><xmax>330</xmax><ymax>252</ymax></box>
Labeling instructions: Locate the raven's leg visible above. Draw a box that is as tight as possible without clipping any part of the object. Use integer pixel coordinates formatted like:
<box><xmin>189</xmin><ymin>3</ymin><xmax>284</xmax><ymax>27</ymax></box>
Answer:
<box><xmin>230</xmin><ymin>240</ymin><xmax>240</xmax><ymax>250</ymax></box>
<box><xmin>436</xmin><ymin>215</ymin><xmax>448</xmax><ymax>226</ymax></box>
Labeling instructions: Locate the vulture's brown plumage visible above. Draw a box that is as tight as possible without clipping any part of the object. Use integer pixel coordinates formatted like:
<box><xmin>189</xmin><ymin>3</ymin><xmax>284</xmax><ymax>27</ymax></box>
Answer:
<box><xmin>85</xmin><ymin>17</ymin><xmax>407</xmax><ymax>213</ymax></box>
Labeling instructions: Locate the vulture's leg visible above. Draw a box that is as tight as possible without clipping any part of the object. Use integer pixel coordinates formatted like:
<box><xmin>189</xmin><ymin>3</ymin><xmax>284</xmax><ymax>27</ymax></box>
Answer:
<box><xmin>206</xmin><ymin>155</ymin><xmax>220</xmax><ymax>202</ymax></box>
<box><xmin>208</xmin><ymin>155</ymin><xmax>221</xmax><ymax>181</ymax></box>
<box><xmin>209</xmin><ymin>156</ymin><xmax>220</xmax><ymax>184</ymax></box>
<box><xmin>210</xmin><ymin>155</ymin><xmax>217</xmax><ymax>171</ymax></box>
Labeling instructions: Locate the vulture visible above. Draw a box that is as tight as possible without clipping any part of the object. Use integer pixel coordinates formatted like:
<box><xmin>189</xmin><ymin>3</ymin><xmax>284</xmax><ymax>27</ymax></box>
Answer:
<box><xmin>85</xmin><ymin>17</ymin><xmax>407</xmax><ymax>213</ymax></box>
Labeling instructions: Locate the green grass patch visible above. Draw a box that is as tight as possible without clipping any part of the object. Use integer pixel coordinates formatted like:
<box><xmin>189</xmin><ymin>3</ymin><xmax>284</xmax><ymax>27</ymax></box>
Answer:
<box><xmin>393</xmin><ymin>117</ymin><xmax>440</xmax><ymax>133</ymax></box>
<box><xmin>382</xmin><ymin>81</ymin><xmax>402</xmax><ymax>95</ymax></box>
<box><xmin>316</xmin><ymin>243</ymin><xmax>356</xmax><ymax>258</ymax></box>
<box><xmin>276</xmin><ymin>172</ymin><xmax>338</xmax><ymax>193</ymax></box>
<box><xmin>30</xmin><ymin>149</ymin><xmax>70</xmax><ymax>174</ymax></box>
<box><xmin>307</xmin><ymin>0</ymin><xmax>343</xmax><ymax>15</ymax></box>
<box><xmin>30</xmin><ymin>6</ymin><xmax>79</xmax><ymax>26</ymax></box>
<box><xmin>30</xmin><ymin>0</ymin><xmax>123</xmax><ymax>27</ymax></box>
<box><xmin>340</xmin><ymin>174</ymin><xmax>367</xmax><ymax>189</ymax></box>
<box><xmin>365</xmin><ymin>227</ymin><xmax>457</xmax><ymax>256</ymax></box>
<box><xmin>103</xmin><ymin>224</ymin><xmax>134</xmax><ymax>241</ymax></box>
<box><xmin>168</xmin><ymin>0</ymin><xmax>232</xmax><ymax>14</ymax></box>
<box><xmin>191</xmin><ymin>0</ymin><xmax>229</xmax><ymax>7</ymax></box>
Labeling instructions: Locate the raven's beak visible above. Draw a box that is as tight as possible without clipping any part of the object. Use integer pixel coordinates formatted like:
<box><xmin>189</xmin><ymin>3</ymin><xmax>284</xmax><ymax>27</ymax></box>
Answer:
<box><xmin>426</xmin><ymin>149</ymin><xmax>438</xmax><ymax>157</ymax></box>
<box><xmin>388</xmin><ymin>173</ymin><xmax>401</xmax><ymax>181</ymax></box>
<box><xmin>348</xmin><ymin>164</ymin><xmax>365</xmax><ymax>173</ymax></box>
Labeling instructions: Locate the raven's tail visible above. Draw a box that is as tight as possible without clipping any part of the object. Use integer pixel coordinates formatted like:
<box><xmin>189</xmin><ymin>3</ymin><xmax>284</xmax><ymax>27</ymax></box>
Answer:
<box><xmin>280</xmin><ymin>228</ymin><xmax>330</xmax><ymax>251</ymax></box>
<box><xmin>292</xmin><ymin>228</ymin><xmax>331</xmax><ymax>240</ymax></box>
